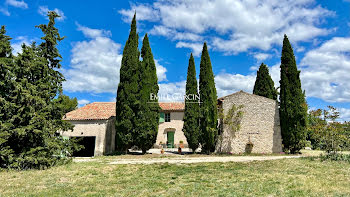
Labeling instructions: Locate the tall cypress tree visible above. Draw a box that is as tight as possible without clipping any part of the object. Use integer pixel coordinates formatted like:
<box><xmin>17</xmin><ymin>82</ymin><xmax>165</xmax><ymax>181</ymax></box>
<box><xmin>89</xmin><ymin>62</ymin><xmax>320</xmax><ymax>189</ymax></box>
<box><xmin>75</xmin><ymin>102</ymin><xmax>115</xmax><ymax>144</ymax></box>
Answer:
<box><xmin>253</xmin><ymin>63</ymin><xmax>277</xmax><ymax>100</ymax></box>
<box><xmin>134</xmin><ymin>34</ymin><xmax>160</xmax><ymax>154</ymax></box>
<box><xmin>115</xmin><ymin>13</ymin><xmax>141</xmax><ymax>152</ymax></box>
<box><xmin>199</xmin><ymin>43</ymin><xmax>218</xmax><ymax>153</ymax></box>
<box><xmin>279</xmin><ymin>34</ymin><xmax>307</xmax><ymax>153</ymax></box>
<box><xmin>183</xmin><ymin>53</ymin><xmax>200</xmax><ymax>153</ymax></box>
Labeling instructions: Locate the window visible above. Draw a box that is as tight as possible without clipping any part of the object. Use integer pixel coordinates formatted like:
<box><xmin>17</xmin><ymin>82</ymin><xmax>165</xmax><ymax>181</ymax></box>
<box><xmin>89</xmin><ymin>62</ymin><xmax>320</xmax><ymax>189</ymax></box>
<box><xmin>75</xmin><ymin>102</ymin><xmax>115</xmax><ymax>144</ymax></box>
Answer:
<box><xmin>165</xmin><ymin>113</ymin><xmax>171</xmax><ymax>122</ymax></box>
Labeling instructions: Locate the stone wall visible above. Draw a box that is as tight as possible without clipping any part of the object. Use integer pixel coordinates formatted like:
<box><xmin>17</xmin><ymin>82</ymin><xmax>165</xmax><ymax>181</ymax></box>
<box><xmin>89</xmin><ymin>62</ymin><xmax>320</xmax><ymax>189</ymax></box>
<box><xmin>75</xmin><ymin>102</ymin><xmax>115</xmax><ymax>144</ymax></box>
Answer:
<box><xmin>216</xmin><ymin>91</ymin><xmax>282</xmax><ymax>154</ymax></box>
<box><xmin>156</xmin><ymin>111</ymin><xmax>188</xmax><ymax>148</ymax></box>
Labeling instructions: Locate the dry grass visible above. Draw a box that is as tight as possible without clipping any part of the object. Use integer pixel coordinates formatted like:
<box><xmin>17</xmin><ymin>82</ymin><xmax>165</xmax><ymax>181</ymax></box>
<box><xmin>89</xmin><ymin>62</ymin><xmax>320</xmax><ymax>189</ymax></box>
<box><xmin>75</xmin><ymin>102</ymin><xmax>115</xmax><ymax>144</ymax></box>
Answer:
<box><xmin>0</xmin><ymin>157</ymin><xmax>349</xmax><ymax>196</ymax></box>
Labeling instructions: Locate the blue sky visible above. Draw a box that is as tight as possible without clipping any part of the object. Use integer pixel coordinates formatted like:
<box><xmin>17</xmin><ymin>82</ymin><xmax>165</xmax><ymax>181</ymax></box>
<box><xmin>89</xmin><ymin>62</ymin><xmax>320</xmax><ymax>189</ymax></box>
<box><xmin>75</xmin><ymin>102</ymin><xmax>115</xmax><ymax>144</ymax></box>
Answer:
<box><xmin>1</xmin><ymin>0</ymin><xmax>350</xmax><ymax>120</ymax></box>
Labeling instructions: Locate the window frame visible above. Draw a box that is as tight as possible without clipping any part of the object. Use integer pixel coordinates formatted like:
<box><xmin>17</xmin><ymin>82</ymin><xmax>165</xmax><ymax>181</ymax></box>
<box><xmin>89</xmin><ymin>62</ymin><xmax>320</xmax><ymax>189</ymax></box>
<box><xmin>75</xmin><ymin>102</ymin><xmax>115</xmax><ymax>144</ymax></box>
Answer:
<box><xmin>165</xmin><ymin>112</ymin><xmax>171</xmax><ymax>122</ymax></box>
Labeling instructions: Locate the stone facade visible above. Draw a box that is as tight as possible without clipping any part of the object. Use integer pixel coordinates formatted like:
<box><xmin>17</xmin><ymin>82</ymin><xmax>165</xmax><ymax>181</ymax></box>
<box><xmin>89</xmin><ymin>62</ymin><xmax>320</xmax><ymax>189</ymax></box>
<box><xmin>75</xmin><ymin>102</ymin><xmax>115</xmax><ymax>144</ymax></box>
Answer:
<box><xmin>61</xmin><ymin>118</ymin><xmax>116</xmax><ymax>156</ymax></box>
<box><xmin>216</xmin><ymin>91</ymin><xmax>282</xmax><ymax>154</ymax></box>
<box><xmin>156</xmin><ymin>111</ymin><xmax>188</xmax><ymax>148</ymax></box>
<box><xmin>62</xmin><ymin>94</ymin><xmax>282</xmax><ymax>156</ymax></box>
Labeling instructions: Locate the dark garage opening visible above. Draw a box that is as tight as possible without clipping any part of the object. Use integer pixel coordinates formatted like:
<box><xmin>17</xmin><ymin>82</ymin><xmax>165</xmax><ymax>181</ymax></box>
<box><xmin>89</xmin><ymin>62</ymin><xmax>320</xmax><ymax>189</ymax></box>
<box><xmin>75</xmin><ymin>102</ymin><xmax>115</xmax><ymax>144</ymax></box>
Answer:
<box><xmin>73</xmin><ymin>136</ymin><xmax>96</xmax><ymax>157</ymax></box>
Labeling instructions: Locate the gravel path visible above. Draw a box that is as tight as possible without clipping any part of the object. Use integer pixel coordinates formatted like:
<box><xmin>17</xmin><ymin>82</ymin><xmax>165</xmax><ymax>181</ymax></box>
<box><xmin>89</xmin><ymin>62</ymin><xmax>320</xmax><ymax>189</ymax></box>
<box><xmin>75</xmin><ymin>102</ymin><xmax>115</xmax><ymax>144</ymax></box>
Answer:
<box><xmin>108</xmin><ymin>155</ymin><xmax>303</xmax><ymax>165</ymax></box>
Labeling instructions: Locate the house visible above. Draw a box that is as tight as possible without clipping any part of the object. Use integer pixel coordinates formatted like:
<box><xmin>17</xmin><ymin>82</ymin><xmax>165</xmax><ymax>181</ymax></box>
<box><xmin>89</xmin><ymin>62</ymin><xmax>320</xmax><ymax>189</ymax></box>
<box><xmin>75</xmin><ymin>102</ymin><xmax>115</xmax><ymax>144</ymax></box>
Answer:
<box><xmin>216</xmin><ymin>91</ymin><xmax>282</xmax><ymax>154</ymax></box>
<box><xmin>62</xmin><ymin>102</ymin><xmax>186</xmax><ymax>156</ymax></box>
<box><xmin>62</xmin><ymin>91</ymin><xmax>282</xmax><ymax>156</ymax></box>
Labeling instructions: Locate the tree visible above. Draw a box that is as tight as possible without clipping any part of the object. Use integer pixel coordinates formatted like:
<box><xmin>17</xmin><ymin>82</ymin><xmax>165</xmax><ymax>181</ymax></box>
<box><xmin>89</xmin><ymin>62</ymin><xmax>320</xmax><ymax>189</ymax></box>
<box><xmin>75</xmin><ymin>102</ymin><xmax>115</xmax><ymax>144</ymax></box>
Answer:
<box><xmin>115</xmin><ymin>13</ymin><xmax>141</xmax><ymax>153</ymax></box>
<box><xmin>134</xmin><ymin>34</ymin><xmax>160</xmax><ymax>154</ymax></box>
<box><xmin>199</xmin><ymin>43</ymin><xmax>218</xmax><ymax>153</ymax></box>
<box><xmin>308</xmin><ymin>106</ymin><xmax>350</xmax><ymax>154</ymax></box>
<box><xmin>183</xmin><ymin>53</ymin><xmax>200</xmax><ymax>153</ymax></box>
<box><xmin>253</xmin><ymin>63</ymin><xmax>277</xmax><ymax>100</ymax></box>
<box><xmin>0</xmin><ymin>12</ymin><xmax>79</xmax><ymax>169</ymax></box>
<box><xmin>53</xmin><ymin>94</ymin><xmax>78</xmax><ymax>114</ymax></box>
<box><xmin>279</xmin><ymin>34</ymin><xmax>307</xmax><ymax>154</ymax></box>
<box><xmin>0</xmin><ymin>26</ymin><xmax>16</xmax><ymax>168</ymax></box>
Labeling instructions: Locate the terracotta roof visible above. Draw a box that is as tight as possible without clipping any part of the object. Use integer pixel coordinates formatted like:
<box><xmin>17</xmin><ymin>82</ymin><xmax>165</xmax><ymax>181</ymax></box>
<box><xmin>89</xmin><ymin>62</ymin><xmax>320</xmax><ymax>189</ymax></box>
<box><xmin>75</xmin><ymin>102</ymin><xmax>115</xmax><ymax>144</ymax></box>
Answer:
<box><xmin>63</xmin><ymin>102</ymin><xmax>116</xmax><ymax>121</ymax></box>
<box><xmin>159</xmin><ymin>102</ymin><xmax>185</xmax><ymax>111</ymax></box>
<box><xmin>63</xmin><ymin>102</ymin><xmax>185</xmax><ymax>121</ymax></box>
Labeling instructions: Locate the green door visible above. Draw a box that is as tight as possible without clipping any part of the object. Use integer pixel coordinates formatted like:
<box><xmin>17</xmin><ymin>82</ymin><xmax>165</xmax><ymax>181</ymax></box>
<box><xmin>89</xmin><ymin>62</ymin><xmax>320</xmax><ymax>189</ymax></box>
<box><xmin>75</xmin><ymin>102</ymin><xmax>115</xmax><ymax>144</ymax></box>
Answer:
<box><xmin>167</xmin><ymin>132</ymin><xmax>175</xmax><ymax>148</ymax></box>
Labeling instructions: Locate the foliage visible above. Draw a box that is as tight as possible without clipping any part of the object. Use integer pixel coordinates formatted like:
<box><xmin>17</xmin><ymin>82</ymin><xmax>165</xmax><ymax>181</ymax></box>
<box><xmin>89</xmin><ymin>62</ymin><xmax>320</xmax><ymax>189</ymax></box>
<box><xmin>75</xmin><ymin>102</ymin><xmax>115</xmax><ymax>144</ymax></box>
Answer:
<box><xmin>134</xmin><ymin>34</ymin><xmax>160</xmax><ymax>154</ymax></box>
<box><xmin>217</xmin><ymin>104</ymin><xmax>244</xmax><ymax>152</ymax></box>
<box><xmin>279</xmin><ymin>34</ymin><xmax>308</xmax><ymax>154</ymax></box>
<box><xmin>183</xmin><ymin>53</ymin><xmax>200</xmax><ymax>153</ymax></box>
<box><xmin>319</xmin><ymin>152</ymin><xmax>350</xmax><ymax>162</ymax></box>
<box><xmin>307</xmin><ymin>106</ymin><xmax>350</xmax><ymax>154</ymax></box>
<box><xmin>253</xmin><ymin>63</ymin><xmax>277</xmax><ymax>100</ymax></box>
<box><xmin>199</xmin><ymin>42</ymin><xmax>218</xmax><ymax>153</ymax></box>
<box><xmin>53</xmin><ymin>94</ymin><xmax>78</xmax><ymax>114</ymax></box>
<box><xmin>0</xmin><ymin>12</ymin><xmax>79</xmax><ymax>170</ymax></box>
<box><xmin>115</xmin><ymin>13</ymin><xmax>141</xmax><ymax>153</ymax></box>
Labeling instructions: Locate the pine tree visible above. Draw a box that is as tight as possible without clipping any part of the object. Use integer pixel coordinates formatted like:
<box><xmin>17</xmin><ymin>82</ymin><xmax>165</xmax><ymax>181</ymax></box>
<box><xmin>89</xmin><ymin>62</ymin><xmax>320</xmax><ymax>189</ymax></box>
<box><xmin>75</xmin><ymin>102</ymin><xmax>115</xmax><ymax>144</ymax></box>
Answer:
<box><xmin>134</xmin><ymin>34</ymin><xmax>160</xmax><ymax>154</ymax></box>
<box><xmin>279</xmin><ymin>34</ymin><xmax>307</xmax><ymax>153</ymax></box>
<box><xmin>0</xmin><ymin>26</ymin><xmax>16</xmax><ymax>168</ymax></box>
<box><xmin>253</xmin><ymin>63</ymin><xmax>277</xmax><ymax>100</ymax></box>
<box><xmin>199</xmin><ymin>43</ymin><xmax>218</xmax><ymax>153</ymax></box>
<box><xmin>115</xmin><ymin>13</ymin><xmax>141</xmax><ymax>153</ymax></box>
<box><xmin>183</xmin><ymin>53</ymin><xmax>200</xmax><ymax>153</ymax></box>
<box><xmin>0</xmin><ymin>12</ymin><xmax>79</xmax><ymax>169</ymax></box>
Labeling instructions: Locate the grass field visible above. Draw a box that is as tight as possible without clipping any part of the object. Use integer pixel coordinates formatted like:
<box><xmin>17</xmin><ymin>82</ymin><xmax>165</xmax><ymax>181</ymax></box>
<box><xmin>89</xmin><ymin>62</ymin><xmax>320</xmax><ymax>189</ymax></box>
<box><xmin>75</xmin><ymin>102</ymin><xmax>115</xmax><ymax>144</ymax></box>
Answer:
<box><xmin>0</xmin><ymin>156</ymin><xmax>349</xmax><ymax>196</ymax></box>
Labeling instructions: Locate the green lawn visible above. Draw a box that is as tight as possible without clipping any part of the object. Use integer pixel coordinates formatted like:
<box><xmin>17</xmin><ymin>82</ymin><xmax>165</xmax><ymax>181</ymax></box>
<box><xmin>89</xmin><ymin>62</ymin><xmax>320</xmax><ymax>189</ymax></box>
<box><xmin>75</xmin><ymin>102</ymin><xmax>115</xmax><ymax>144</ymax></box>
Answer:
<box><xmin>0</xmin><ymin>157</ymin><xmax>349</xmax><ymax>196</ymax></box>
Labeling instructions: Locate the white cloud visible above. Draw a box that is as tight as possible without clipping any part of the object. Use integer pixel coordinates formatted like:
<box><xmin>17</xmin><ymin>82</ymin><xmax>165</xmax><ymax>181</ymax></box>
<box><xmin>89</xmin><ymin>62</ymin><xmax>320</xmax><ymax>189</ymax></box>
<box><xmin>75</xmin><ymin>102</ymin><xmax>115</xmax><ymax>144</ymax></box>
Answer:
<box><xmin>0</xmin><ymin>0</ymin><xmax>27</xmax><ymax>16</ymax></box>
<box><xmin>11</xmin><ymin>36</ymin><xmax>30</xmax><ymax>55</ymax></box>
<box><xmin>176</xmin><ymin>42</ymin><xmax>203</xmax><ymax>56</ymax></box>
<box><xmin>76</xmin><ymin>23</ymin><xmax>111</xmax><ymax>38</ymax></box>
<box><xmin>0</xmin><ymin>7</ymin><xmax>10</xmax><ymax>16</ymax></box>
<box><xmin>63</xmin><ymin>25</ymin><xmax>122</xmax><ymax>93</ymax></box>
<box><xmin>338</xmin><ymin>108</ymin><xmax>350</xmax><ymax>122</ymax></box>
<box><xmin>38</xmin><ymin>6</ymin><xmax>66</xmax><ymax>21</ymax></box>
<box><xmin>5</xmin><ymin>0</ymin><xmax>27</xmax><ymax>9</ymax></box>
<box><xmin>158</xmin><ymin>81</ymin><xmax>186</xmax><ymax>102</ymax></box>
<box><xmin>120</xmin><ymin>0</ymin><xmax>332</xmax><ymax>54</ymax></box>
<box><xmin>64</xmin><ymin>24</ymin><xmax>168</xmax><ymax>94</ymax></box>
<box><xmin>215</xmin><ymin>72</ymin><xmax>256</xmax><ymax>98</ymax></box>
<box><xmin>155</xmin><ymin>60</ymin><xmax>167</xmax><ymax>82</ymax></box>
<box><xmin>253</xmin><ymin>53</ymin><xmax>271</xmax><ymax>62</ymax></box>
<box><xmin>149</xmin><ymin>25</ymin><xmax>203</xmax><ymax>42</ymax></box>
<box><xmin>78</xmin><ymin>99</ymin><xmax>90</xmax><ymax>107</ymax></box>
<box><xmin>119</xmin><ymin>4</ymin><xmax>159</xmax><ymax>22</ymax></box>
<box><xmin>300</xmin><ymin>37</ymin><xmax>350</xmax><ymax>102</ymax></box>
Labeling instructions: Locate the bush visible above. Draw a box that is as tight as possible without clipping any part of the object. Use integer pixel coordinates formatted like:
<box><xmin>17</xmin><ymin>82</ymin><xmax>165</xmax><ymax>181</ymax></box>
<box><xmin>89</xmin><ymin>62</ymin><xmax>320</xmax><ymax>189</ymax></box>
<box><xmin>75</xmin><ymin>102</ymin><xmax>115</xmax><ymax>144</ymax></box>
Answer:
<box><xmin>320</xmin><ymin>153</ymin><xmax>350</xmax><ymax>162</ymax></box>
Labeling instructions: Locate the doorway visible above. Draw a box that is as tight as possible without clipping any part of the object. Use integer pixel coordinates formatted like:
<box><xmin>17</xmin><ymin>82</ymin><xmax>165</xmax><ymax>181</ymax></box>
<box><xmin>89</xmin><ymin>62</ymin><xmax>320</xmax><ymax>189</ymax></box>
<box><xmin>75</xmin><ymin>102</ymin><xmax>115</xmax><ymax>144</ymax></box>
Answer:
<box><xmin>167</xmin><ymin>131</ymin><xmax>175</xmax><ymax>148</ymax></box>
<box><xmin>73</xmin><ymin>136</ymin><xmax>96</xmax><ymax>157</ymax></box>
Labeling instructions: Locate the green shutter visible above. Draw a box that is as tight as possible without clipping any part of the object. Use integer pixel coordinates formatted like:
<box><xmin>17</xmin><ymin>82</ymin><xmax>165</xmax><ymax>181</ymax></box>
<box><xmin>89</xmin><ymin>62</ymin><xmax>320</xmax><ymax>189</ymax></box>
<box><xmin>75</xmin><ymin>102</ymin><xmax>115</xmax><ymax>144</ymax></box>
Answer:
<box><xmin>159</xmin><ymin>112</ymin><xmax>165</xmax><ymax>123</ymax></box>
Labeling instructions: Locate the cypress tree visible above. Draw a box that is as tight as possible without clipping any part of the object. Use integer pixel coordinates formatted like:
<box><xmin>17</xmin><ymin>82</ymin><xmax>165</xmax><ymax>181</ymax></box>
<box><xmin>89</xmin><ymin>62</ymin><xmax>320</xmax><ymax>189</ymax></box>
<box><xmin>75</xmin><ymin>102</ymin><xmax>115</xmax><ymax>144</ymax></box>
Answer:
<box><xmin>183</xmin><ymin>53</ymin><xmax>200</xmax><ymax>153</ymax></box>
<box><xmin>199</xmin><ymin>43</ymin><xmax>218</xmax><ymax>153</ymax></box>
<box><xmin>279</xmin><ymin>34</ymin><xmax>307</xmax><ymax>154</ymax></box>
<box><xmin>134</xmin><ymin>34</ymin><xmax>160</xmax><ymax>154</ymax></box>
<box><xmin>253</xmin><ymin>63</ymin><xmax>277</xmax><ymax>100</ymax></box>
<box><xmin>115</xmin><ymin>13</ymin><xmax>141</xmax><ymax>153</ymax></box>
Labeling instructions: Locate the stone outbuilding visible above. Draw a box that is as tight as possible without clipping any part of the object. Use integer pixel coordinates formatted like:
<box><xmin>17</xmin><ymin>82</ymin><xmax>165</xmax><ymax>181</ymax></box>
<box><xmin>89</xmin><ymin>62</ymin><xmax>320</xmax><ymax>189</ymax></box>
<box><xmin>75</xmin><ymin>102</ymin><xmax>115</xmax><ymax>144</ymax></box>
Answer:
<box><xmin>216</xmin><ymin>91</ymin><xmax>282</xmax><ymax>154</ymax></box>
<box><xmin>62</xmin><ymin>102</ymin><xmax>116</xmax><ymax>156</ymax></box>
